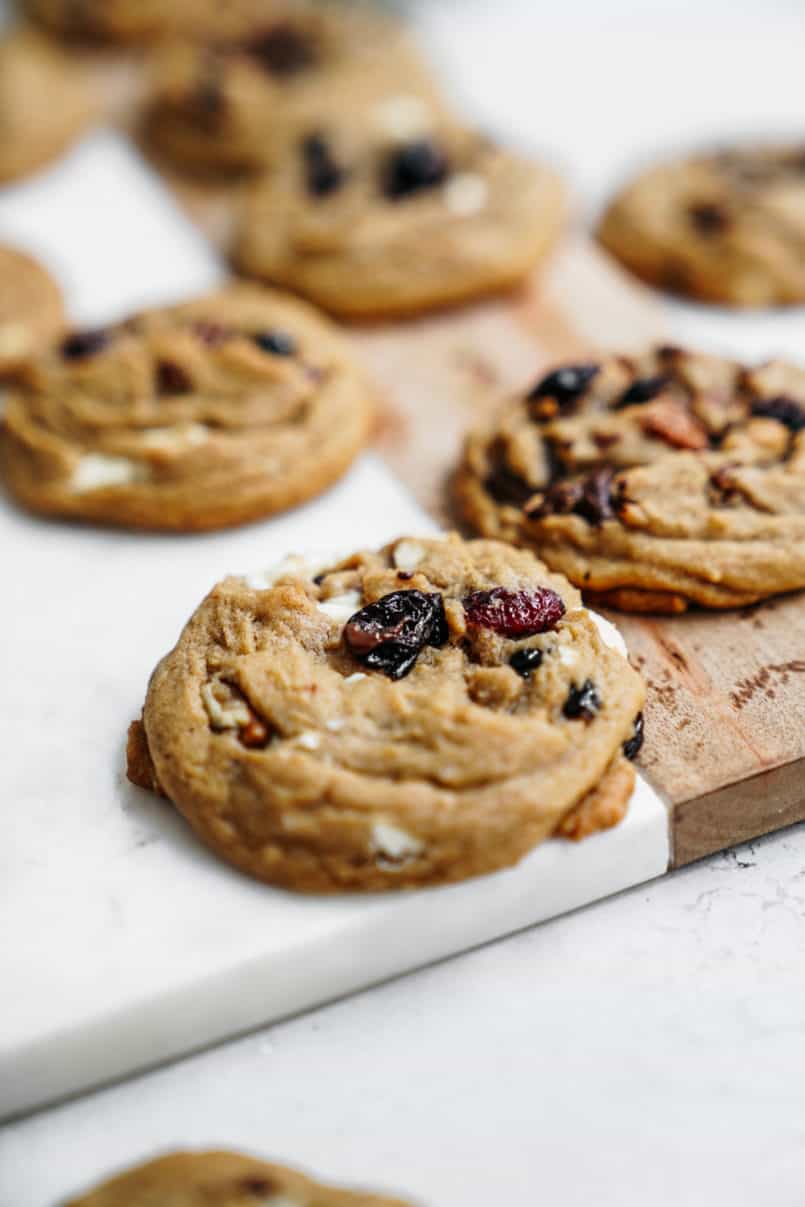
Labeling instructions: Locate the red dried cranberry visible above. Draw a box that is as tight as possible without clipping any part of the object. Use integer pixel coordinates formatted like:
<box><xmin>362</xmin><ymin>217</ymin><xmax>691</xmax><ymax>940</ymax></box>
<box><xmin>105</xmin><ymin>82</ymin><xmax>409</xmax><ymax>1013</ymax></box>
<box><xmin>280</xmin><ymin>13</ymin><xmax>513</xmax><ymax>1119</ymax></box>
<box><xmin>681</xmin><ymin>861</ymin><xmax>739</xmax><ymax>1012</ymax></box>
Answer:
<box><xmin>61</xmin><ymin>329</ymin><xmax>109</xmax><ymax>360</ymax></box>
<box><xmin>751</xmin><ymin>395</ymin><xmax>805</xmax><ymax>432</ymax></box>
<box><xmin>246</xmin><ymin>24</ymin><xmax>318</xmax><ymax>75</ymax></box>
<box><xmin>463</xmin><ymin>588</ymin><xmax>565</xmax><ymax>639</ymax></box>
<box><xmin>616</xmin><ymin>374</ymin><xmax>668</xmax><ymax>408</ymax></box>
<box><xmin>509</xmin><ymin>647</ymin><xmax>543</xmax><ymax>678</ymax></box>
<box><xmin>563</xmin><ymin>679</ymin><xmax>601</xmax><ymax>720</ymax></box>
<box><xmin>302</xmin><ymin>134</ymin><xmax>345</xmax><ymax>198</ymax></box>
<box><xmin>527</xmin><ymin>363</ymin><xmax>599</xmax><ymax>413</ymax></box>
<box><xmin>343</xmin><ymin>590</ymin><xmax>448</xmax><ymax>680</ymax></box>
<box><xmin>156</xmin><ymin>360</ymin><xmax>192</xmax><ymax>394</ymax></box>
<box><xmin>254</xmin><ymin>330</ymin><xmax>296</xmax><ymax>356</ymax></box>
<box><xmin>383</xmin><ymin>140</ymin><xmax>448</xmax><ymax>200</ymax></box>
<box><xmin>623</xmin><ymin>713</ymin><xmax>644</xmax><ymax>760</ymax></box>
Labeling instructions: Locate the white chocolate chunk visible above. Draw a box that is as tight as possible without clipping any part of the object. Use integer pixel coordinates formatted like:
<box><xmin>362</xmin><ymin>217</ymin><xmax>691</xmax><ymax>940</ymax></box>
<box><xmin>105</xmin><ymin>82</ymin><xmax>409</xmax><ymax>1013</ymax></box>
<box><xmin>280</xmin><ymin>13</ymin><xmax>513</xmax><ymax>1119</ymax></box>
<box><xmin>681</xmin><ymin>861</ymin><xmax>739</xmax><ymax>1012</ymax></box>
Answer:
<box><xmin>372</xmin><ymin>93</ymin><xmax>431</xmax><ymax>141</ymax></box>
<box><xmin>371</xmin><ymin>820</ymin><xmax>424</xmax><ymax>864</ymax></box>
<box><xmin>295</xmin><ymin>731</ymin><xmax>321</xmax><ymax>751</ymax></box>
<box><xmin>344</xmin><ymin>672</ymin><xmax>367</xmax><ymax>684</ymax></box>
<box><xmin>70</xmin><ymin>453</ymin><xmax>146</xmax><ymax>492</ymax></box>
<box><xmin>444</xmin><ymin>172</ymin><xmax>489</xmax><ymax>217</ymax></box>
<box><xmin>325</xmin><ymin>718</ymin><xmax>345</xmax><ymax>732</ymax></box>
<box><xmin>245</xmin><ymin>552</ymin><xmax>341</xmax><ymax>591</ymax></box>
<box><xmin>140</xmin><ymin>423</ymin><xmax>208</xmax><ymax>451</ymax></box>
<box><xmin>201</xmin><ymin>682</ymin><xmax>251</xmax><ymax>730</ymax></box>
<box><xmin>392</xmin><ymin>538</ymin><xmax>427</xmax><ymax>573</ymax></box>
<box><xmin>318</xmin><ymin>591</ymin><xmax>362</xmax><ymax>623</ymax></box>
<box><xmin>557</xmin><ymin>645</ymin><xmax>579</xmax><ymax>668</ymax></box>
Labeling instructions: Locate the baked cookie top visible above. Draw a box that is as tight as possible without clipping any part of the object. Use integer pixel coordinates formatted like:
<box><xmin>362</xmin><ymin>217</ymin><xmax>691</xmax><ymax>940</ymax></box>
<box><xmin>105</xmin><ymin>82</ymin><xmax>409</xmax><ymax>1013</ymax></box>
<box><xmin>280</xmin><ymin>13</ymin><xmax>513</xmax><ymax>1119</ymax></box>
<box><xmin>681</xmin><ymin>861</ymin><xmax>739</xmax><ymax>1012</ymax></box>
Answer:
<box><xmin>0</xmin><ymin>30</ymin><xmax>95</xmax><ymax>183</ymax></box>
<box><xmin>147</xmin><ymin>7</ymin><xmax>444</xmax><ymax>172</ymax></box>
<box><xmin>128</xmin><ymin>534</ymin><xmax>645</xmax><ymax>892</ymax></box>
<box><xmin>598</xmin><ymin>146</ymin><xmax>805</xmax><ymax>307</ymax></box>
<box><xmin>25</xmin><ymin>0</ymin><xmax>333</xmax><ymax>43</ymax></box>
<box><xmin>456</xmin><ymin>346</ymin><xmax>805</xmax><ymax>612</ymax></box>
<box><xmin>235</xmin><ymin>121</ymin><xmax>566</xmax><ymax>318</ymax></box>
<box><xmin>65</xmin><ymin>1150</ymin><xmax>413</xmax><ymax>1206</ymax></box>
<box><xmin>0</xmin><ymin>245</ymin><xmax>65</xmax><ymax>378</ymax></box>
<box><xmin>0</xmin><ymin>283</ymin><xmax>372</xmax><ymax>531</ymax></box>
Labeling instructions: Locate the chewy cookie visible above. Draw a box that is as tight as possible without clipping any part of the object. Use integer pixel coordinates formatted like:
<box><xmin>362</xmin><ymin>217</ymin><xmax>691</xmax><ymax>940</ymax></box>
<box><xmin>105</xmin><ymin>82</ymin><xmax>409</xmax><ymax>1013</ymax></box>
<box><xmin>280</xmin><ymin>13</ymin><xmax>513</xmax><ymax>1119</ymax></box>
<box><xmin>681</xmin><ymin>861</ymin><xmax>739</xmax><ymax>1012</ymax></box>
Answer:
<box><xmin>127</xmin><ymin>534</ymin><xmax>645</xmax><ymax>892</ymax></box>
<box><xmin>598</xmin><ymin>146</ymin><xmax>805</xmax><ymax>307</ymax></box>
<box><xmin>0</xmin><ymin>30</ymin><xmax>95</xmax><ymax>184</ymax></box>
<box><xmin>0</xmin><ymin>246</ymin><xmax>65</xmax><ymax>378</ymax></box>
<box><xmin>456</xmin><ymin>346</ymin><xmax>805</xmax><ymax>612</ymax></box>
<box><xmin>0</xmin><ymin>283</ymin><xmax>372</xmax><ymax>531</ymax></box>
<box><xmin>234</xmin><ymin>121</ymin><xmax>566</xmax><ymax>318</ymax></box>
<box><xmin>147</xmin><ymin>8</ymin><xmax>444</xmax><ymax>174</ymax></box>
<box><xmin>65</xmin><ymin>1150</ymin><xmax>412</xmax><ymax>1206</ymax></box>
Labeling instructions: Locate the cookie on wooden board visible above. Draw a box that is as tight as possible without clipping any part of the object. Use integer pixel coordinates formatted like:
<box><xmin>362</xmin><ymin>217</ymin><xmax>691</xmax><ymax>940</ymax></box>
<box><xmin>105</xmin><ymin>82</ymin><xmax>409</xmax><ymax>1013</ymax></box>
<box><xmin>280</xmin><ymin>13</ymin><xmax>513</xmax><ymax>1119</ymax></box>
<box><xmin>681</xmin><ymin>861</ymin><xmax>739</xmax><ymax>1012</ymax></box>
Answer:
<box><xmin>598</xmin><ymin>146</ymin><xmax>805</xmax><ymax>307</ymax></box>
<box><xmin>0</xmin><ymin>245</ymin><xmax>65</xmax><ymax>378</ymax></box>
<box><xmin>0</xmin><ymin>283</ymin><xmax>373</xmax><ymax>531</ymax></box>
<box><xmin>64</xmin><ymin>1149</ymin><xmax>414</xmax><ymax>1206</ymax></box>
<box><xmin>456</xmin><ymin>345</ymin><xmax>805</xmax><ymax>611</ymax></box>
<box><xmin>127</xmin><ymin>534</ymin><xmax>645</xmax><ymax>892</ymax></box>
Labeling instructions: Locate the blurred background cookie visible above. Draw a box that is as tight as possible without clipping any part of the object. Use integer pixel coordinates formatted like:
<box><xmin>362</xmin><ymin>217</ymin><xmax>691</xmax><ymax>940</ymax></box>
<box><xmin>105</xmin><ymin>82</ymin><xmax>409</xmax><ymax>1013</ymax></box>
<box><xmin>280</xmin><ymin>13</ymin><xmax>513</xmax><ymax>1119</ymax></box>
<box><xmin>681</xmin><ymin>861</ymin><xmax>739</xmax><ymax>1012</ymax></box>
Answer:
<box><xmin>0</xmin><ymin>244</ymin><xmax>64</xmax><ymax>377</ymax></box>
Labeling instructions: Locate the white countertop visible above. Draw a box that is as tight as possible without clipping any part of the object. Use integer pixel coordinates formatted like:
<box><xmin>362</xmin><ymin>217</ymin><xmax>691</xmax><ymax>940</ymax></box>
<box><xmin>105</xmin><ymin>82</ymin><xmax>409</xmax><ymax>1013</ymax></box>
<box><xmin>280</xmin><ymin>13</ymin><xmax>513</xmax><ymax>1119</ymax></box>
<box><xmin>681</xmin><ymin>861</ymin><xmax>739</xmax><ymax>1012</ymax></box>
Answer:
<box><xmin>3</xmin><ymin>2</ymin><xmax>805</xmax><ymax>1204</ymax></box>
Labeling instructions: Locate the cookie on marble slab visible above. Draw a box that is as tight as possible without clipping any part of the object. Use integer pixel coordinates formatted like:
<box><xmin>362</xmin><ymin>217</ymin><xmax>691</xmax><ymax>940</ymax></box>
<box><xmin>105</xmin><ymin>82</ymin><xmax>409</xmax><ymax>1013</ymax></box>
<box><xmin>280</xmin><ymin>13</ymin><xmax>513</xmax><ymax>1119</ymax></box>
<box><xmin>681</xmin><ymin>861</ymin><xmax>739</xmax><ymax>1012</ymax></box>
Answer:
<box><xmin>0</xmin><ymin>245</ymin><xmax>65</xmax><ymax>378</ymax></box>
<box><xmin>0</xmin><ymin>30</ymin><xmax>96</xmax><ymax>184</ymax></box>
<box><xmin>598</xmin><ymin>145</ymin><xmax>805</xmax><ymax>307</ymax></box>
<box><xmin>456</xmin><ymin>345</ymin><xmax>805</xmax><ymax>611</ymax></box>
<box><xmin>0</xmin><ymin>282</ymin><xmax>373</xmax><ymax>531</ymax></box>
<box><xmin>146</xmin><ymin>6</ymin><xmax>446</xmax><ymax>174</ymax></box>
<box><xmin>234</xmin><ymin>120</ymin><xmax>566</xmax><ymax>318</ymax></box>
<box><xmin>127</xmin><ymin>533</ymin><xmax>645</xmax><ymax>892</ymax></box>
<box><xmin>64</xmin><ymin>1149</ymin><xmax>414</xmax><ymax>1206</ymax></box>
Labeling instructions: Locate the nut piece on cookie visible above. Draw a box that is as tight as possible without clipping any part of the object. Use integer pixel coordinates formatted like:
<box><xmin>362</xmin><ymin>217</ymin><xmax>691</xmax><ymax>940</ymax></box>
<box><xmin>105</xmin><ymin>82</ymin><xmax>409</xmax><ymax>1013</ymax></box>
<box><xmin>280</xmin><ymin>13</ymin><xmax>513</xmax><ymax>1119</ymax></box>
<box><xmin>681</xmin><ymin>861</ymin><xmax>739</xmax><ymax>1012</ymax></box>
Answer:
<box><xmin>0</xmin><ymin>282</ymin><xmax>373</xmax><ymax>531</ymax></box>
<box><xmin>597</xmin><ymin>145</ymin><xmax>805</xmax><ymax>307</ymax></box>
<box><xmin>64</xmin><ymin>1149</ymin><xmax>414</xmax><ymax>1206</ymax></box>
<box><xmin>455</xmin><ymin>346</ymin><xmax>805</xmax><ymax>611</ymax></box>
<box><xmin>127</xmin><ymin>534</ymin><xmax>645</xmax><ymax>893</ymax></box>
<box><xmin>234</xmin><ymin>118</ymin><xmax>566</xmax><ymax>318</ymax></box>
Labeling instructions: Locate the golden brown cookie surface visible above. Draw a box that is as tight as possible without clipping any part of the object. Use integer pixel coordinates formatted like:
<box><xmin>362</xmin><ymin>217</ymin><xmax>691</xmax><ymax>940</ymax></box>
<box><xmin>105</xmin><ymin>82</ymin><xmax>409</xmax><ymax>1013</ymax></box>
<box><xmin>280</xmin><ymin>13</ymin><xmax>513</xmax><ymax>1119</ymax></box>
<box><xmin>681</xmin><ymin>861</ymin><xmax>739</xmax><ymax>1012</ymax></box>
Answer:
<box><xmin>0</xmin><ymin>283</ymin><xmax>373</xmax><ymax>531</ymax></box>
<box><xmin>0</xmin><ymin>30</ymin><xmax>95</xmax><ymax>183</ymax></box>
<box><xmin>598</xmin><ymin>146</ymin><xmax>805</xmax><ymax>307</ymax></box>
<box><xmin>25</xmin><ymin>0</ymin><xmax>329</xmax><ymax>43</ymax></box>
<box><xmin>235</xmin><ymin>121</ymin><xmax>566</xmax><ymax>318</ymax></box>
<box><xmin>0</xmin><ymin>245</ymin><xmax>65</xmax><ymax>378</ymax></box>
<box><xmin>456</xmin><ymin>346</ymin><xmax>805</xmax><ymax>611</ymax></box>
<box><xmin>129</xmin><ymin>534</ymin><xmax>644</xmax><ymax>892</ymax></box>
<box><xmin>65</xmin><ymin>1150</ymin><xmax>413</xmax><ymax>1206</ymax></box>
<box><xmin>147</xmin><ymin>6</ymin><xmax>444</xmax><ymax>173</ymax></box>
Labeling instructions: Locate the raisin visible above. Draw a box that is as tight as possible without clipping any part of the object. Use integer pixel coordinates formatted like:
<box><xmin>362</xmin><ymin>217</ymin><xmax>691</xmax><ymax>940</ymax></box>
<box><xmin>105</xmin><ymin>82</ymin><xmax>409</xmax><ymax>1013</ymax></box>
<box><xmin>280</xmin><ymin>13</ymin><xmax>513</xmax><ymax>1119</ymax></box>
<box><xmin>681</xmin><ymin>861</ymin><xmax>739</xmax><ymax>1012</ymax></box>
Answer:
<box><xmin>616</xmin><ymin>374</ymin><xmax>668</xmax><ymax>407</ymax></box>
<box><xmin>575</xmin><ymin>468</ymin><xmax>616</xmax><ymax>525</ymax></box>
<box><xmin>527</xmin><ymin>363</ymin><xmax>599</xmax><ymax>418</ymax></box>
<box><xmin>237</xmin><ymin>1176</ymin><xmax>278</xmax><ymax>1196</ymax></box>
<box><xmin>343</xmin><ymin>590</ymin><xmax>448</xmax><ymax>680</ymax></box>
<box><xmin>622</xmin><ymin>713</ymin><xmax>644</xmax><ymax>760</ymax></box>
<box><xmin>509</xmin><ymin>647</ymin><xmax>543</xmax><ymax>678</ymax></box>
<box><xmin>484</xmin><ymin>462</ymin><xmax>535</xmax><ymax>506</ymax></box>
<box><xmin>563</xmin><ymin>679</ymin><xmax>601</xmax><ymax>721</ymax></box>
<box><xmin>61</xmin><ymin>329</ymin><xmax>108</xmax><ymax>360</ymax></box>
<box><xmin>254</xmin><ymin>330</ymin><xmax>297</xmax><ymax>356</ymax></box>
<box><xmin>688</xmin><ymin>201</ymin><xmax>731</xmax><ymax>235</ymax></box>
<box><xmin>751</xmin><ymin>395</ymin><xmax>805</xmax><ymax>432</ymax></box>
<box><xmin>156</xmin><ymin>360</ymin><xmax>192</xmax><ymax>394</ymax></box>
<box><xmin>383</xmin><ymin>140</ymin><xmax>449</xmax><ymax>199</ymax></box>
<box><xmin>246</xmin><ymin>24</ymin><xmax>317</xmax><ymax>75</ymax></box>
<box><xmin>463</xmin><ymin>588</ymin><xmax>565</xmax><ymax>638</ymax></box>
<box><xmin>526</xmin><ymin>479</ymin><xmax>583</xmax><ymax>519</ymax></box>
<box><xmin>302</xmin><ymin>134</ymin><xmax>345</xmax><ymax>197</ymax></box>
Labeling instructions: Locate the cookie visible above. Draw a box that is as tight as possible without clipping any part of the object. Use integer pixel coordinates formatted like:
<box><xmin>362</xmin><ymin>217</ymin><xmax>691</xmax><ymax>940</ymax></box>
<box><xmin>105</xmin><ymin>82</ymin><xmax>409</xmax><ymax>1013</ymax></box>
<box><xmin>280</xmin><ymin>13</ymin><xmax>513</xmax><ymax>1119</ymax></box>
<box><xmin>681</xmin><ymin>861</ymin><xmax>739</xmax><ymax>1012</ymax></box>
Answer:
<box><xmin>146</xmin><ymin>7</ymin><xmax>445</xmax><ymax>174</ymax></box>
<box><xmin>0</xmin><ymin>30</ymin><xmax>95</xmax><ymax>184</ymax></box>
<box><xmin>598</xmin><ymin>146</ymin><xmax>805</xmax><ymax>307</ymax></box>
<box><xmin>234</xmin><ymin>119</ymin><xmax>566</xmax><ymax>318</ymax></box>
<box><xmin>456</xmin><ymin>346</ymin><xmax>805</xmax><ymax>612</ymax></box>
<box><xmin>127</xmin><ymin>533</ymin><xmax>645</xmax><ymax>892</ymax></box>
<box><xmin>0</xmin><ymin>283</ymin><xmax>373</xmax><ymax>531</ymax></box>
<box><xmin>65</xmin><ymin>1150</ymin><xmax>413</xmax><ymax>1206</ymax></box>
<box><xmin>0</xmin><ymin>245</ymin><xmax>65</xmax><ymax>378</ymax></box>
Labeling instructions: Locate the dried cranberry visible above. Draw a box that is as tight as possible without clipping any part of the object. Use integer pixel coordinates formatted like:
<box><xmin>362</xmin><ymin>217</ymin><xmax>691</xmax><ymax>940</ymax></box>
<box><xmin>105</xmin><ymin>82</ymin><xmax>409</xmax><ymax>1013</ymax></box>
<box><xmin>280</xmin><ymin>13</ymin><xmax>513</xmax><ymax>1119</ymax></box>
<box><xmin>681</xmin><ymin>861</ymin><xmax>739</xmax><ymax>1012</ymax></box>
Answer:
<box><xmin>343</xmin><ymin>590</ymin><xmax>448</xmax><ymax>680</ymax></box>
<box><xmin>616</xmin><ymin>374</ymin><xmax>668</xmax><ymax>408</ymax></box>
<box><xmin>156</xmin><ymin>360</ymin><xmax>192</xmax><ymax>394</ymax></box>
<box><xmin>463</xmin><ymin>588</ymin><xmax>565</xmax><ymax>639</ymax></box>
<box><xmin>61</xmin><ymin>329</ymin><xmax>109</xmax><ymax>360</ymax></box>
<box><xmin>623</xmin><ymin>713</ymin><xmax>644</xmax><ymax>760</ymax></box>
<box><xmin>527</xmin><ymin>363</ymin><xmax>599</xmax><ymax>415</ymax></box>
<box><xmin>246</xmin><ymin>24</ymin><xmax>317</xmax><ymax>75</ymax></box>
<box><xmin>303</xmin><ymin>134</ymin><xmax>345</xmax><ymax>198</ymax></box>
<box><xmin>509</xmin><ymin>647</ymin><xmax>543</xmax><ymax>678</ymax></box>
<box><xmin>254</xmin><ymin>330</ymin><xmax>296</xmax><ymax>356</ymax></box>
<box><xmin>688</xmin><ymin>201</ymin><xmax>730</xmax><ymax>235</ymax></box>
<box><xmin>751</xmin><ymin>395</ymin><xmax>805</xmax><ymax>432</ymax></box>
<box><xmin>563</xmin><ymin>679</ymin><xmax>601</xmax><ymax>720</ymax></box>
<box><xmin>383</xmin><ymin>140</ymin><xmax>448</xmax><ymax>200</ymax></box>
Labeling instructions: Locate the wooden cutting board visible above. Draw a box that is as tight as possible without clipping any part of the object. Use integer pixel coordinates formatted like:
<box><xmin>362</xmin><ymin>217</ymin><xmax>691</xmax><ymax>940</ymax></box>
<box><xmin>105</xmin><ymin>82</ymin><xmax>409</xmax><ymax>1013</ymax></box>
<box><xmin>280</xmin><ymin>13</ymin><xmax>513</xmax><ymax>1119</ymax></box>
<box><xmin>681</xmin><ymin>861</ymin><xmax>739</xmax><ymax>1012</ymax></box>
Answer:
<box><xmin>72</xmin><ymin>46</ymin><xmax>805</xmax><ymax>869</ymax></box>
